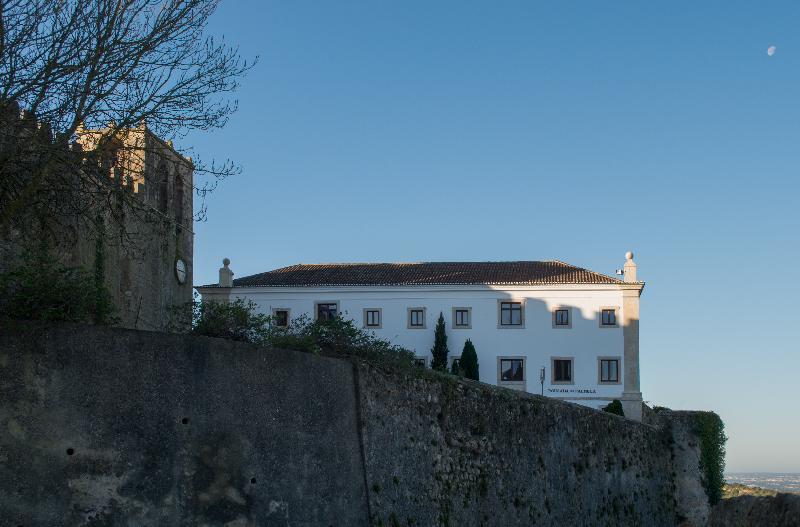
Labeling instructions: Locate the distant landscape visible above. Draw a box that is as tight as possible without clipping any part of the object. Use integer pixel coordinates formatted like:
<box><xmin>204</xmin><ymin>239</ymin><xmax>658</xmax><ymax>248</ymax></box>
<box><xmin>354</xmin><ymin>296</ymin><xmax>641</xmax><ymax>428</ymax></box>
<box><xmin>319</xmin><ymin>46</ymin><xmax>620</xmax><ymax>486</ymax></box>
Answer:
<box><xmin>725</xmin><ymin>473</ymin><xmax>800</xmax><ymax>495</ymax></box>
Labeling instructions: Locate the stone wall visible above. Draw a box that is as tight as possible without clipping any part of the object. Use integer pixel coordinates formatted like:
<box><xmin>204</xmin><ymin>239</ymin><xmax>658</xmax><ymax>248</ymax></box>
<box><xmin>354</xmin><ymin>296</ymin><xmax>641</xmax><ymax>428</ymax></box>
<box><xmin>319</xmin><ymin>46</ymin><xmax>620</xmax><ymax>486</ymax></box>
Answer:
<box><xmin>357</xmin><ymin>363</ymin><xmax>680</xmax><ymax>526</ymax></box>
<box><xmin>645</xmin><ymin>409</ymin><xmax>715</xmax><ymax>527</ymax></box>
<box><xmin>0</xmin><ymin>322</ymin><xmax>369</xmax><ymax>526</ymax></box>
<box><xmin>0</xmin><ymin>323</ymin><xmax>710</xmax><ymax>526</ymax></box>
<box><xmin>709</xmin><ymin>493</ymin><xmax>800</xmax><ymax>527</ymax></box>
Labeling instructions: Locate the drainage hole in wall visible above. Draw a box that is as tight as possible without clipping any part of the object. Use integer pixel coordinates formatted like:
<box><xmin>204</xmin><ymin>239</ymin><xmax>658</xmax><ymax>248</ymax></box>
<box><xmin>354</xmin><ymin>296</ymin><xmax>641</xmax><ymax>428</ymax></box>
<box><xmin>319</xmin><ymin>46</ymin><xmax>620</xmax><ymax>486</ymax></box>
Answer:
<box><xmin>250</xmin><ymin>477</ymin><xmax>257</xmax><ymax>484</ymax></box>
<box><xmin>66</xmin><ymin>448</ymin><xmax>75</xmax><ymax>456</ymax></box>
<box><xmin>181</xmin><ymin>418</ymin><xmax>189</xmax><ymax>425</ymax></box>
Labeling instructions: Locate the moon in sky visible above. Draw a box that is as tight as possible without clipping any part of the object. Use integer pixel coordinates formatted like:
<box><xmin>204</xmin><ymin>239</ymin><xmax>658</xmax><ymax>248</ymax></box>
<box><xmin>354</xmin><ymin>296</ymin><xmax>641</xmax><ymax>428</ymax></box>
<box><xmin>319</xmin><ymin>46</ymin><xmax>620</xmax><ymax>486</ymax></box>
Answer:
<box><xmin>767</xmin><ymin>45</ymin><xmax>777</xmax><ymax>56</ymax></box>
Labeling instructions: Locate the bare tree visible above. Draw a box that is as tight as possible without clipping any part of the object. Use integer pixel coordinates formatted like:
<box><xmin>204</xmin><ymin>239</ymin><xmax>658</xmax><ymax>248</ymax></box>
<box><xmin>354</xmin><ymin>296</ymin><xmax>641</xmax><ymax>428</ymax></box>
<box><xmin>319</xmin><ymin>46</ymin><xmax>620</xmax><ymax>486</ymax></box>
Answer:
<box><xmin>0</xmin><ymin>0</ymin><xmax>255</xmax><ymax>236</ymax></box>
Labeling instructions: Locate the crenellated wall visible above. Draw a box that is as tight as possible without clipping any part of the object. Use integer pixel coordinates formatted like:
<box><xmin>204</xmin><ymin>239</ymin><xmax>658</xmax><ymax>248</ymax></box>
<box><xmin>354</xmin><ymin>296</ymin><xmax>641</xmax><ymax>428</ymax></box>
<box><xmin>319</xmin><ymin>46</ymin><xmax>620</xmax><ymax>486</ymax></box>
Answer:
<box><xmin>0</xmin><ymin>101</ymin><xmax>194</xmax><ymax>331</ymax></box>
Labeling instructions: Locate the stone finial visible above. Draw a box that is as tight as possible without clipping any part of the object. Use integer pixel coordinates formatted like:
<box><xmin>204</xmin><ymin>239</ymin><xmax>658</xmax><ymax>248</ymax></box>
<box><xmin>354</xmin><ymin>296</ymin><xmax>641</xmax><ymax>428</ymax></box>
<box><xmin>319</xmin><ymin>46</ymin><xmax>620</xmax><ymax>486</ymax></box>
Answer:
<box><xmin>623</xmin><ymin>251</ymin><xmax>637</xmax><ymax>283</ymax></box>
<box><xmin>219</xmin><ymin>258</ymin><xmax>234</xmax><ymax>287</ymax></box>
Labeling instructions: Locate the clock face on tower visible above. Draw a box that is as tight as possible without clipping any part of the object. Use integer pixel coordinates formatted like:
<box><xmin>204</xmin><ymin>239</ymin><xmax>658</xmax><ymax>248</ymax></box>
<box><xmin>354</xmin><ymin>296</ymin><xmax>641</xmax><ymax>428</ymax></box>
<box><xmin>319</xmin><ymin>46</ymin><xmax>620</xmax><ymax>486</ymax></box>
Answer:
<box><xmin>175</xmin><ymin>258</ymin><xmax>187</xmax><ymax>285</ymax></box>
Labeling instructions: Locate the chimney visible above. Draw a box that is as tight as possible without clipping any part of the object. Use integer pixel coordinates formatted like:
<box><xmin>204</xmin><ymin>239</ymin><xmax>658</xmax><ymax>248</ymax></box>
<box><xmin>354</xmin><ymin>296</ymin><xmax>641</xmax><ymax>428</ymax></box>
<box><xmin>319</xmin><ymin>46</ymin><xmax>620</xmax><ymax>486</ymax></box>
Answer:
<box><xmin>623</xmin><ymin>251</ymin><xmax>637</xmax><ymax>282</ymax></box>
<box><xmin>219</xmin><ymin>258</ymin><xmax>234</xmax><ymax>287</ymax></box>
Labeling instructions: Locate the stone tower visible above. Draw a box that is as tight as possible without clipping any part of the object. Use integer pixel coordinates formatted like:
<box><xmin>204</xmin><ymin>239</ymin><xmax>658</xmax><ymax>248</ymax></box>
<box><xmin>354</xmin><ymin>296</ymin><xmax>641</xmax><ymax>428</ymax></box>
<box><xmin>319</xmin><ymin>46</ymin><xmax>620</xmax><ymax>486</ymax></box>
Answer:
<box><xmin>75</xmin><ymin>123</ymin><xmax>195</xmax><ymax>330</ymax></box>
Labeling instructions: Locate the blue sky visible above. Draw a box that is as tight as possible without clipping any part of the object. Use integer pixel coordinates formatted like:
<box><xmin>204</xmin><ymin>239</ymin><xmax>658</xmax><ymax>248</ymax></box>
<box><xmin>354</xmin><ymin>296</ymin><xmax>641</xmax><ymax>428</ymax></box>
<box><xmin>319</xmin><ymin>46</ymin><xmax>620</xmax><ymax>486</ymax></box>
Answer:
<box><xmin>186</xmin><ymin>1</ymin><xmax>800</xmax><ymax>473</ymax></box>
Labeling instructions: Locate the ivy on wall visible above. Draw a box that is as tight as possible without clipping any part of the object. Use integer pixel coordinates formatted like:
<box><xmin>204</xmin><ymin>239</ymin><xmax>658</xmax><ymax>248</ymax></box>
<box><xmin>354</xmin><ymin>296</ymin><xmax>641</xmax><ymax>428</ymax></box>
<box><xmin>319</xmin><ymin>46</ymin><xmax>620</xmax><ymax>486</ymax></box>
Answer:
<box><xmin>694</xmin><ymin>411</ymin><xmax>727</xmax><ymax>505</ymax></box>
<box><xmin>0</xmin><ymin>242</ymin><xmax>117</xmax><ymax>324</ymax></box>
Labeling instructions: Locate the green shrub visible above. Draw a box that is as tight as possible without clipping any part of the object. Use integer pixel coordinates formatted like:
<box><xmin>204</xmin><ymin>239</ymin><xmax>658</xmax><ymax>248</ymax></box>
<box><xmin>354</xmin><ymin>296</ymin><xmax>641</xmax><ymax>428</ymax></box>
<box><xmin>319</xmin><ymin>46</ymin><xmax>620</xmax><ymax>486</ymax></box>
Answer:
<box><xmin>430</xmin><ymin>312</ymin><xmax>449</xmax><ymax>371</ymax></box>
<box><xmin>450</xmin><ymin>358</ymin><xmax>462</xmax><ymax>376</ymax></box>
<box><xmin>460</xmin><ymin>339</ymin><xmax>479</xmax><ymax>380</ymax></box>
<box><xmin>188</xmin><ymin>299</ymin><xmax>418</xmax><ymax>369</ymax></box>
<box><xmin>0</xmin><ymin>246</ymin><xmax>116</xmax><ymax>324</ymax></box>
<box><xmin>267</xmin><ymin>313</ymin><xmax>417</xmax><ymax>369</ymax></box>
<box><xmin>695</xmin><ymin>411</ymin><xmax>727</xmax><ymax>505</ymax></box>
<box><xmin>602</xmin><ymin>399</ymin><xmax>625</xmax><ymax>416</ymax></box>
<box><xmin>191</xmin><ymin>298</ymin><xmax>271</xmax><ymax>343</ymax></box>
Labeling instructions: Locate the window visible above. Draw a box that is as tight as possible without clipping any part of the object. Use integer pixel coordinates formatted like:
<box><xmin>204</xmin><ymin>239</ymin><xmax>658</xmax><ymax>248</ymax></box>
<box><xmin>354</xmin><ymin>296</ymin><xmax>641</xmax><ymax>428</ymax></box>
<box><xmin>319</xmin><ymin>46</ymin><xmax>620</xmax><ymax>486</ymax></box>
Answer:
<box><xmin>500</xmin><ymin>358</ymin><xmax>524</xmax><ymax>382</ymax></box>
<box><xmin>157</xmin><ymin>161</ymin><xmax>169</xmax><ymax>213</ymax></box>
<box><xmin>272</xmin><ymin>309</ymin><xmax>289</xmax><ymax>327</ymax></box>
<box><xmin>600</xmin><ymin>307</ymin><xmax>618</xmax><ymax>327</ymax></box>
<box><xmin>174</xmin><ymin>172</ymin><xmax>184</xmax><ymax>226</ymax></box>
<box><xmin>316</xmin><ymin>302</ymin><xmax>338</xmax><ymax>321</ymax></box>
<box><xmin>499</xmin><ymin>301</ymin><xmax>523</xmax><ymax>326</ymax></box>
<box><xmin>364</xmin><ymin>308</ymin><xmax>381</xmax><ymax>328</ymax></box>
<box><xmin>552</xmin><ymin>358</ymin><xmax>573</xmax><ymax>384</ymax></box>
<box><xmin>553</xmin><ymin>307</ymin><xmax>571</xmax><ymax>328</ymax></box>
<box><xmin>414</xmin><ymin>357</ymin><xmax>428</xmax><ymax>368</ymax></box>
<box><xmin>408</xmin><ymin>307</ymin><xmax>426</xmax><ymax>329</ymax></box>
<box><xmin>599</xmin><ymin>358</ymin><xmax>620</xmax><ymax>384</ymax></box>
<box><xmin>452</xmin><ymin>307</ymin><xmax>471</xmax><ymax>329</ymax></box>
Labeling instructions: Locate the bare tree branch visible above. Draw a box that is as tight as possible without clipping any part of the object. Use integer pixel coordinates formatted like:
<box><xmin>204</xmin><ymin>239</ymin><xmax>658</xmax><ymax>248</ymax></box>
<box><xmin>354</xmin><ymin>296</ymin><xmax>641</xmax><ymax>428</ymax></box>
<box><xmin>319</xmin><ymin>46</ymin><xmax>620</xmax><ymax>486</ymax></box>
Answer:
<box><xmin>0</xmin><ymin>0</ymin><xmax>256</xmax><ymax>235</ymax></box>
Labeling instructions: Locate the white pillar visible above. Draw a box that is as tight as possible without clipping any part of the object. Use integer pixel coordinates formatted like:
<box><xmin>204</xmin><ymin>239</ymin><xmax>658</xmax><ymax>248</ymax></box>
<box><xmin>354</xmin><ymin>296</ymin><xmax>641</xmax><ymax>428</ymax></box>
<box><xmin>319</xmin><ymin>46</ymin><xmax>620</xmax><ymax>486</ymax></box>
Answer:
<box><xmin>620</xmin><ymin>252</ymin><xmax>644</xmax><ymax>421</ymax></box>
<box><xmin>218</xmin><ymin>258</ymin><xmax>234</xmax><ymax>287</ymax></box>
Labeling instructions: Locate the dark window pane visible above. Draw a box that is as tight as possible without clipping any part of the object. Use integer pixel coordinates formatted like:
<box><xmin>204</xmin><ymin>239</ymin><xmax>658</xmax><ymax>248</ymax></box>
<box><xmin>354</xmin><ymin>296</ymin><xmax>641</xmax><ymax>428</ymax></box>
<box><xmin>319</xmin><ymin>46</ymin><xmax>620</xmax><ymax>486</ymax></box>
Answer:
<box><xmin>501</xmin><ymin>303</ymin><xmax>522</xmax><ymax>325</ymax></box>
<box><xmin>274</xmin><ymin>310</ymin><xmax>288</xmax><ymax>327</ymax></box>
<box><xmin>501</xmin><ymin>359</ymin><xmax>524</xmax><ymax>381</ymax></box>
<box><xmin>601</xmin><ymin>309</ymin><xmax>616</xmax><ymax>326</ymax></box>
<box><xmin>554</xmin><ymin>359</ymin><xmax>572</xmax><ymax>382</ymax></box>
<box><xmin>555</xmin><ymin>309</ymin><xmax>569</xmax><ymax>325</ymax></box>
<box><xmin>317</xmin><ymin>303</ymin><xmax>337</xmax><ymax>320</ymax></box>
<box><xmin>410</xmin><ymin>309</ymin><xmax>423</xmax><ymax>326</ymax></box>
<box><xmin>601</xmin><ymin>359</ymin><xmax>619</xmax><ymax>382</ymax></box>
<box><xmin>366</xmin><ymin>310</ymin><xmax>380</xmax><ymax>326</ymax></box>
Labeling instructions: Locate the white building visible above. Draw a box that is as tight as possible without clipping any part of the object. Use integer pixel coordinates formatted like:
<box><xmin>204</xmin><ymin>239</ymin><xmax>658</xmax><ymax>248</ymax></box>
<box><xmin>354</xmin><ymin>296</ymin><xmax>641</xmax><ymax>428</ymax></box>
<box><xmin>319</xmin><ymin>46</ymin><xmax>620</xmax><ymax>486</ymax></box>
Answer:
<box><xmin>196</xmin><ymin>253</ymin><xmax>645</xmax><ymax>420</ymax></box>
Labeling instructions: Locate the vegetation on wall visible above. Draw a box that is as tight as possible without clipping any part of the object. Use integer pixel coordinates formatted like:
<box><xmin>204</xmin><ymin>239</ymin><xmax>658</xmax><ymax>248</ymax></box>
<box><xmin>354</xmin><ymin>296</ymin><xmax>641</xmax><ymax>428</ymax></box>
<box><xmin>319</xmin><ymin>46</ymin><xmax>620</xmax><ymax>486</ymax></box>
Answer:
<box><xmin>430</xmin><ymin>312</ymin><xmax>449</xmax><ymax>371</ymax></box>
<box><xmin>190</xmin><ymin>298</ymin><xmax>271</xmax><ymax>343</ymax></box>
<box><xmin>186</xmin><ymin>299</ymin><xmax>418</xmax><ymax>370</ymax></box>
<box><xmin>694</xmin><ymin>411</ymin><xmax>727</xmax><ymax>506</ymax></box>
<box><xmin>459</xmin><ymin>339</ymin><xmax>479</xmax><ymax>381</ymax></box>
<box><xmin>0</xmin><ymin>245</ymin><xmax>116</xmax><ymax>324</ymax></box>
<box><xmin>602</xmin><ymin>400</ymin><xmax>625</xmax><ymax>417</ymax></box>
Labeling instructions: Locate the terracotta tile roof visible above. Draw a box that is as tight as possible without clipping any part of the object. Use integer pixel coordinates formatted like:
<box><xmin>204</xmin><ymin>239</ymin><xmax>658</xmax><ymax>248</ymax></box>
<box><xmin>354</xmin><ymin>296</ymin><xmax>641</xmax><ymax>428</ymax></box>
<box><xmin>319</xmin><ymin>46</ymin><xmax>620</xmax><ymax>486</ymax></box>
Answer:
<box><xmin>211</xmin><ymin>261</ymin><xmax>625</xmax><ymax>288</ymax></box>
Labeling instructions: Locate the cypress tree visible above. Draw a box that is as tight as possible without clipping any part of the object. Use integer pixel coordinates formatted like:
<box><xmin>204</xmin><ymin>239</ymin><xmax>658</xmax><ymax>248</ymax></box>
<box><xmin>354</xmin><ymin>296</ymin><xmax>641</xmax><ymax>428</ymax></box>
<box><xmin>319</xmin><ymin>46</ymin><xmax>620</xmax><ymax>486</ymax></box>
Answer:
<box><xmin>430</xmin><ymin>312</ymin><xmax>449</xmax><ymax>371</ymax></box>
<box><xmin>460</xmin><ymin>339</ymin><xmax>479</xmax><ymax>381</ymax></box>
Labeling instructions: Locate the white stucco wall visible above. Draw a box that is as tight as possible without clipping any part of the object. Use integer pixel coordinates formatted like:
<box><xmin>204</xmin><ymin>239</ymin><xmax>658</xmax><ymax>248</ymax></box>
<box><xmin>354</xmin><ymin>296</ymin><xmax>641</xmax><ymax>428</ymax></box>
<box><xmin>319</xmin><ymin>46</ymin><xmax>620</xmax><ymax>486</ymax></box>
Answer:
<box><xmin>214</xmin><ymin>284</ymin><xmax>629</xmax><ymax>409</ymax></box>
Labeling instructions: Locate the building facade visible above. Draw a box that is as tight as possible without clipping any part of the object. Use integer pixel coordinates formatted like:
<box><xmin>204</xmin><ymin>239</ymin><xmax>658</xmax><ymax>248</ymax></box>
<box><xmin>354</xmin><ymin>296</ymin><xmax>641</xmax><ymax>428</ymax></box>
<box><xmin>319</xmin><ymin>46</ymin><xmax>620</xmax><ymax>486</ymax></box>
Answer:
<box><xmin>197</xmin><ymin>255</ymin><xmax>644</xmax><ymax>419</ymax></box>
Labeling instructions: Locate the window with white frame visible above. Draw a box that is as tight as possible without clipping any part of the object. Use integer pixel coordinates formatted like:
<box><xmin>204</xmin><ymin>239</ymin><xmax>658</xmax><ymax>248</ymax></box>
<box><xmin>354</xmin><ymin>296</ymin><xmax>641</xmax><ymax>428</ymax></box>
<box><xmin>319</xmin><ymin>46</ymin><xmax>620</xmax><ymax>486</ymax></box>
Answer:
<box><xmin>599</xmin><ymin>357</ymin><xmax>620</xmax><ymax>383</ymax></box>
<box><xmin>553</xmin><ymin>307</ymin><xmax>571</xmax><ymax>328</ymax></box>
<box><xmin>414</xmin><ymin>357</ymin><xmax>428</xmax><ymax>368</ymax></box>
<box><xmin>552</xmin><ymin>357</ymin><xmax>573</xmax><ymax>384</ymax></box>
<box><xmin>272</xmin><ymin>308</ymin><xmax>290</xmax><ymax>327</ymax></box>
<box><xmin>499</xmin><ymin>301</ymin><xmax>523</xmax><ymax>326</ymax></box>
<box><xmin>408</xmin><ymin>307</ymin><xmax>426</xmax><ymax>328</ymax></box>
<box><xmin>316</xmin><ymin>302</ymin><xmax>338</xmax><ymax>321</ymax></box>
<box><xmin>600</xmin><ymin>307</ymin><xmax>618</xmax><ymax>327</ymax></box>
<box><xmin>499</xmin><ymin>358</ymin><xmax>524</xmax><ymax>382</ymax></box>
<box><xmin>364</xmin><ymin>308</ymin><xmax>381</xmax><ymax>328</ymax></box>
<box><xmin>453</xmin><ymin>307</ymin><xmax>471</xmax><ymax>328</ymax></box>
